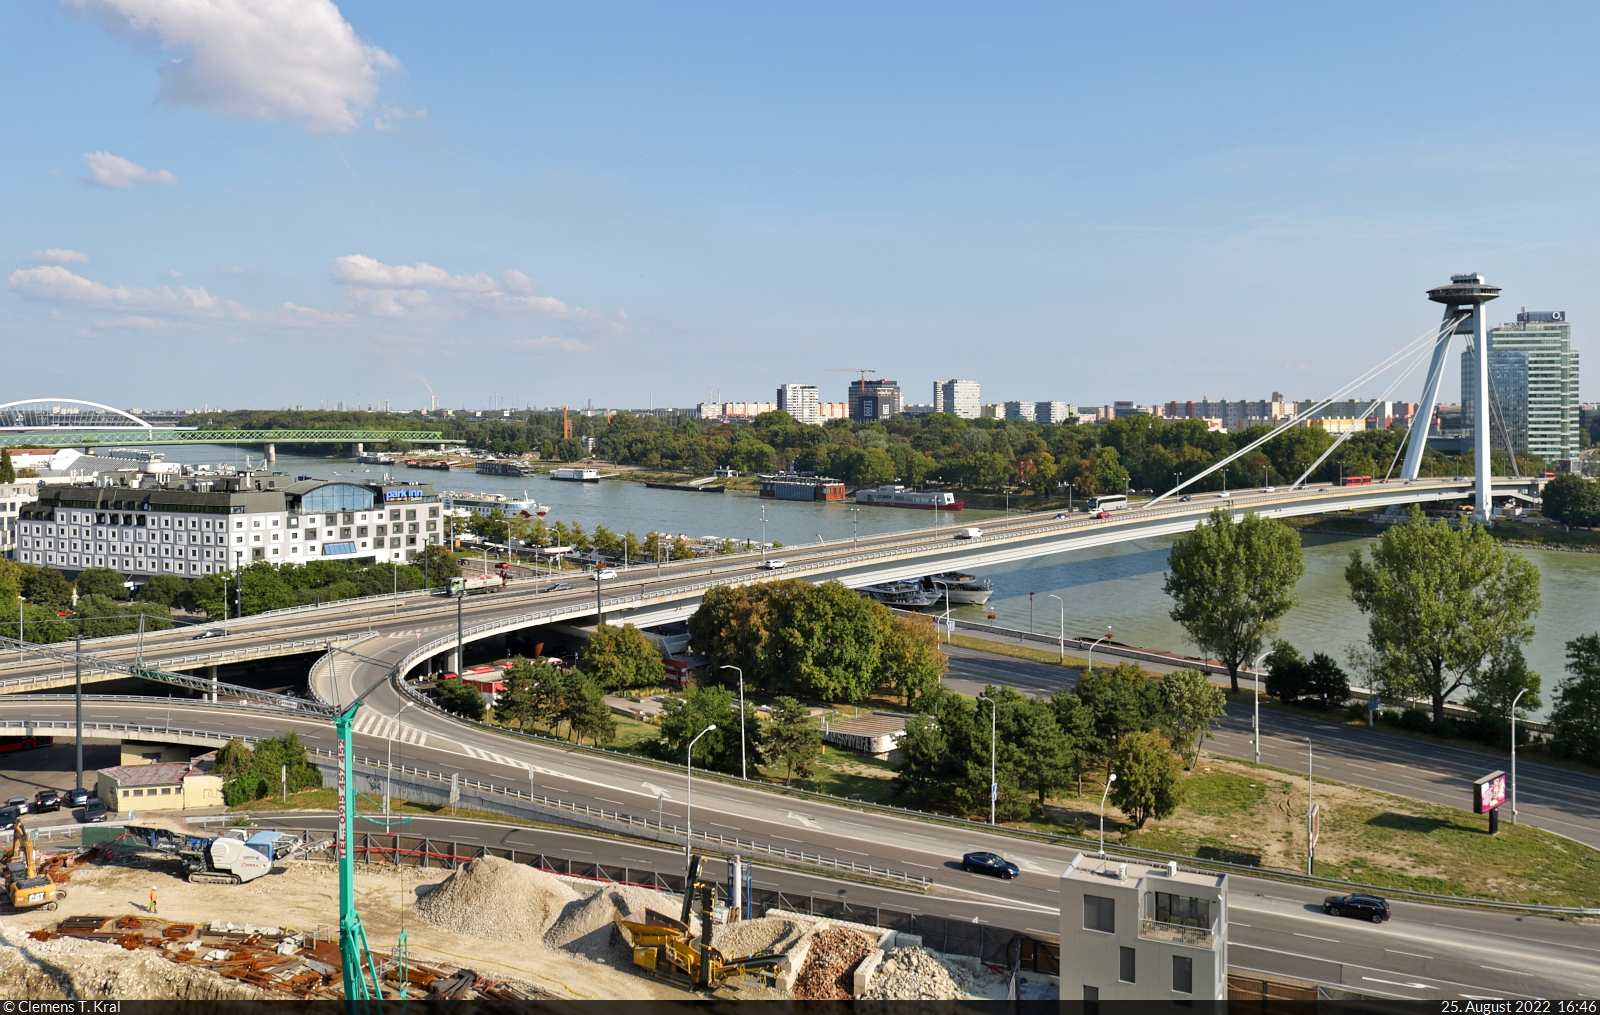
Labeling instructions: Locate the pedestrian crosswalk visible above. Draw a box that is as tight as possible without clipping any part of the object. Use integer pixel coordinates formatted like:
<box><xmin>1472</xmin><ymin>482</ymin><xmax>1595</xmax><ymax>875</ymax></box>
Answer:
<box><xmin>462</xmin><ymin>742</ymin><xmax>529</xmax><ymax>771</ymax></box>
<box><xmin>351</xmin><ymin>709</ymin><xmax>428</xmax><ymax>748</ymax></box>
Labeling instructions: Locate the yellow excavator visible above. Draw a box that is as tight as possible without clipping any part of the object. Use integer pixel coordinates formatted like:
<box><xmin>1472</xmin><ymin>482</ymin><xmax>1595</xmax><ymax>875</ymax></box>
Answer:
<box><xmin>7</xmin><ymin>818</ymin><xmax>65</xmax><ymax>912</ymax></box>
<box><xmin>613</xmin><ymin>855</ymin><xmax>782</xmax><ymax>991</ymax></box>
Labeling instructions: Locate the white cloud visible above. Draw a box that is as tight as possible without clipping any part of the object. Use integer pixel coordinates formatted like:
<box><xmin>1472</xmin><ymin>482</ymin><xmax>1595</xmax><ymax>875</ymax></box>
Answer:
<box><xmin>269</xmin><ymin>301</ymin><xmax>355</xmax><ymax>326</ymax></box>
<box><xmin>372</xmin><ymin>106</ymin><xmax>427</xmax><ymax>131</ymax></box>
<box><xmin>345</xmin><ymin>288</ymin><xmax>435</xmax><ymax>319</ymax></box>
<box><xmin>27</xmin><ymin>248</ymin><xmax>89</xmax><ymax>264</ymax></box>
<box><xmin>69</xmin><ymin>0</ymin><xmax>399</xmax><ymax>133</ymax></box>
<box><xmin>331</xmin><ymin>254</ymin><xmax>496</xmax><ymax>292</ymax></box>
<box><xmin>167</xmin><ymin>269</ymin><xmax>183</xmax><ymax>278</ymax></box>
<box><xmin>518</xmin><ymin>336</ymin><xmax>594</xmax><ymax>353</ymax></box>
<box><xmin>97</xmin><ymin>316</ymin><xmax>164</xmax><ymax>330</ymax></box>
<box><xmin>6</xmin><ymin>265</ymin><xmax>248</xmax><ymax>319</ymax></box>
<box><xmin>468</xmin><ymin>291</ymin><xmax>597</xmax><ymax>321</ymax></box>
<box><xmin>83</xmin><ymin>151</ymin><xmax>179</xmax><ymax>189</ymax></box>
<box><xmin>502</xmin><ymin>268</ymin><xmax>536</xmax><ymax>294</ymax></box>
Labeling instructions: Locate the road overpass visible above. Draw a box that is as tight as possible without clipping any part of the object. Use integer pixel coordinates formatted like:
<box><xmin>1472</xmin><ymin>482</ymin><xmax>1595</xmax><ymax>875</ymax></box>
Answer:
<box><xmin>0</xmin><ymin>475</ymin><xmax>1536</xmax><ymax>691</ymax></box>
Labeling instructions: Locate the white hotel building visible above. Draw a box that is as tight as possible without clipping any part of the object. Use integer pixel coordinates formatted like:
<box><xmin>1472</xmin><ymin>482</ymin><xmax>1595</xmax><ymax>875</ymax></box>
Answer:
<box><xmin>16</xmin><ymin>475</ymin><xmax>442</xmax><ymax>578</ymax></box>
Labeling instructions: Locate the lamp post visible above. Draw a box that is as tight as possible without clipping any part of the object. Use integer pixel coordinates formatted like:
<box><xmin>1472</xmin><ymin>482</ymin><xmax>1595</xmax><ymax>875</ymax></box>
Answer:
<box><xmin>74</xmin><ymin>634</ymin><xmax>83</xmax><ymax>794</ymax></box>
<box><xmin>455</xmin><ymin>589</ymin><xmax>464</xmax><ymax>675</ymax></box>
<box><xmin>759</xmin><ymin>506</ymin><xmax>769</xmax><ymax>563</ymax></box>
<box><xmin>220</xmin><ymin>578</ymin><xmax>229</xmax><ymax>626</ymax></box>
<box><xmin>849</xmin><ymin>507</ymin><xmax>860</xmax><ymax>542</ymax></box>
<box><xmin>1510</xmin><ymin>687</ymin><xmax>1528</xmax><ymax>825</ymax></box>
<box><xmin>1028</xmin><ymin>591</ymin><xmax>1034</xmax><ymax>636</ymax></box>
<box><xmin>384</xmin><ymin>700</ymin><xmax>414</xmax><ymax>825</ymax></box>
<box><xmin>1252</xmin><ymin>648</ymin><xmax>1270</xmax><ymax>765</ymax></box>
<box><xmin>1086</xmin><ymin>626</ymin><xmax>1113</xmax><ymax>673</ymax></box>
<box><xmin>977</xmin><ymin>693</ymin><xmax>996</xmax><ymax>825</ymax></box>
<box><xmin>720</xmin><ymin>665</ymin><xmax>746</xmax><ymax>779</ymax></box>
<box><xmin>1305</xmin><ymin>737</ymin><xmax>1314</xmax><ymax>875</ymax></box>
<box><xmin>1047</xmin><ymin>594</ymin><xmax>1065</xmax><ymax>663</ymax></box>
<box><xmin>685</xmin><ymin>724</ymin><xmax>717</xmax><ymax>865</ymax></box>
<box><xmin>1099</xmin><ymin>773</ymin><xmax>1117</xmax><ymax>856</ymax></box>
<box><xmin>17</xmin><ymin>596</ymin><xmax>24</xmax><ymax>664</ymax></box>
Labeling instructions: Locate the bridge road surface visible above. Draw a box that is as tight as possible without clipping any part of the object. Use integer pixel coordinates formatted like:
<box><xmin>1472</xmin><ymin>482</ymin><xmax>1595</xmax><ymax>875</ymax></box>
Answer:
<box><xmin>241</xmin><ymin>811</ymin><xmax>1600</xmax><ymax>1000</ymax></box>
<box><xmin>9</xmin><ymin>690</ymin><xmax>1597</xmax><ymax>1000</ymax></box>
<box><xmin>943</xmin><ymin>643</ymin><xmax>1600</xmax><ymax>852</ymax></box>
<box><xmin>0</xmin><ymin>477</ymin><xmax>1506</xmax><ymax>692</ymax></box>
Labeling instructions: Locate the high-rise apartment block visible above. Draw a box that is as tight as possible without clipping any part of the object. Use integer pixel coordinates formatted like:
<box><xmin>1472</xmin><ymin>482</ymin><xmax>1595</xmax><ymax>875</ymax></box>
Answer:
<box><xmin>849</xmin><ymin>379</ymin><xmax>903</xmax><ymax>422</ymax></box>
<box><xmin>1466</xmin><ymin>310</ymin><xmax>1581</xmax><ymax>460</ymax></box>
<box><xmin>1035</xmin><ymin>401</ymin><xmax>1074</xmax><ymax>424</ymax></box>
<box><xmin>934</xmin><ymin>379</ymin><xmax>982</xmax><ymax>418</ymax></box>
<box><xmin>1003</xmin><ymin>400</ymin><xmax>1036</xmax><ymax>422</ymax></box>
<box><xmin>775</xmin><ymin>383</ymin><xmax>821</xmax><ymax>425</ymax></box>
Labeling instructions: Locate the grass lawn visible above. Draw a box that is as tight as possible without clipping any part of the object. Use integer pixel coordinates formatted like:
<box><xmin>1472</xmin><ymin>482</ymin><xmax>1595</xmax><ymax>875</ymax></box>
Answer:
<box><xmin>230</xmin><ymin>788</ymin><xmax>515</xmax><ymax>827</ymax></box>
<box><xmin>1030</xmin><ymin>756</ymin><xmax>1600</xmax><ymax>907</ymax></box>
<box><xmin>946</xmin><ymin>633</ymin><xmax>1092</xmax><ymax>670</ymax></box>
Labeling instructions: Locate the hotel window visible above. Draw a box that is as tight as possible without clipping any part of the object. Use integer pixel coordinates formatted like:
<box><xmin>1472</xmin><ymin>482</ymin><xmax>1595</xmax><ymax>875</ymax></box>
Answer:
<box><xmin>356</xmin><ymin>526</ymin><xmax>368</xmax><ymax>537</ymax></box>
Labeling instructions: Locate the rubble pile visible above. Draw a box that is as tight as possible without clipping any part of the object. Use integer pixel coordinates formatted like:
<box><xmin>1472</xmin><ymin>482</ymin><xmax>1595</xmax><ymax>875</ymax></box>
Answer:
<box><xmin>545</xmin><ymin>883</ymin><xmax>680</xmax><ymax>961</ymax></box>
<box><xmin>858</xmin><ymin>946</ymin><xmax>979</xmax><ymax>1000</ymax></box>
<box><xmin>712</xmin><ymin>916</ymin><xmax>809</xmax><ymax>959</ymax></box>
<box><xmin>791</xmin><ymin>927</ymin><xmax>876</xmax><ymax>1000</ymax></box>
<box><xmin>415</xmin><ymin>855</ymin><xmax>578</xmax><ymax>944</ymax></box>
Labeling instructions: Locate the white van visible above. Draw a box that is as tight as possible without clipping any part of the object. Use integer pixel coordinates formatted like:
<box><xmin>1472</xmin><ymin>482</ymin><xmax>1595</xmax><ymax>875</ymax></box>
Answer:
<box><xmin>955</xmin><ymin>527</ymin><xmax>983</xmax><ymax>540</ymax></box>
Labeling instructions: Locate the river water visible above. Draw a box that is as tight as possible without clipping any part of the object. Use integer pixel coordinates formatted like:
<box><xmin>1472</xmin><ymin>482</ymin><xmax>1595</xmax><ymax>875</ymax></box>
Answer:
<box><xmin>101</xmin><ymin>445</ymin><xmax>1600</xmax><ymax>712</ymax></box>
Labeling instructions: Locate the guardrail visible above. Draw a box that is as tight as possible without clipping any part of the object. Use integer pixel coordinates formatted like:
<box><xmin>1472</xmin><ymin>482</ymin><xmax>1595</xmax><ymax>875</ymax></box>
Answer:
<box><xmin>0</xmin><ymin>634</ymin><xmax>369</xmax><ymax>690</ymax></box>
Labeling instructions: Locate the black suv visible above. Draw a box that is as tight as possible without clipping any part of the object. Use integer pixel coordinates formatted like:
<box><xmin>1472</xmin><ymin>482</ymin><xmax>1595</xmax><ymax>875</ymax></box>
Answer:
<box><xmin>0</xmin><ymin>806</ymin><xmax>19</xmax><ymax>831</ymax></box>
<box><xmin>961</xmin><ymin>851</ymin><xmax>1020</xmax><ymax>879</ymax></box>
<box><xmin>1324</xmin><ymin>893</ymin><xmax>1390</xmax><ymax>923</ymax></box>
<box><xmin>32</xmin><ymin>790</ymin><xmax>61</xmax><ymax>813</ymax></box>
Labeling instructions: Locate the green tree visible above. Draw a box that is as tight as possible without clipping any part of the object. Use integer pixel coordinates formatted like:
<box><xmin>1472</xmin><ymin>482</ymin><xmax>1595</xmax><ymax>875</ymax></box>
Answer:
<box><xmin>0</xmin><ymin>449</ymin><xmax>13</xmax><ymax>483</ymax></box>
<box><xmin>1158</xmin><ymin>669</ymin><xmax>1227</xmax><ymax>769</ymax></box>
<box><xmin>435</xmin><ymin>676</ymin><xmax>486</xmax><ymax>720</ymax></box>
<box><xmin>419</xmin><ymin>543</ymin><xmax>461</xmax><ymax>583</ymax></box>
<box><xmin>652</xmin><ymin>685</ymin><xmax>748</xmax><ymax>775</ymax></box>
<box><xmin>1541</xmin><ymin>474</ymin><xmax>1600</xmax><ymax>527</ymax></box>
<box><xmin>557</xmin><ymin>438</ymin><xmax>583</xmax><ymax>461</ymax></box>
<box><xmin>1110</xmin><ymin>730</ymin><xmax>1187</xmax><ymax>828</ymax></box>
<box><xmin>1264</xmin><ymin>641</ymin><xmax>1309</xmax><ymax>703</ymax></box>
<box><xmin>581</xmin><ymin>623</ymin><xmax>665</xmax><ymax>691</ymax></box>
<box><xmin>875</xmin><ymin>609</ymin><xmax>946</xmax><ymax>706</ymax></box>
<box><xmin>763</xmin><ymin>696</ymin><xmax>821</xmax><ymax>785</ymax></box>
<box><xmin>1464</xmin><ymin>642</ymin><xmax>1541</xmax><ymax>732</ymax></box>
<box><xmin>1346</xmin><ymin>506</ymin><xmax>1541</xmax><ymax>721</ymax></box>
<box><xmin>1165</xmin><ymin>507</ymin><xmax>1305</xmax><ymax>692</ymax></box>
<box><xmin>1073</xmin><ymin>662</ymin><xmax>1162</xmax><ymax>772</ymax></box>
<box><xmin>1551</xmin><ymin>634</ymin><xmax>1600</xmax><ymax>765</ymax></box>
<box><xmin>216</xmin><ymin>731</ymin><xmax>322</xmax><ymax>805</ymax></box>
<box><xmin>1303</xmin><ymin>652</ymin><xmax>1351</xmax><ymax>709</ymax></box>
<box><xmin>1004</xmin><ymin>693</ymin><xmax>1076</xmax><ymax>814</ymax></box>
<box><xmin>135</xmin><ymin>573</ymin><xmax>190</xmax><ymax>608</ymax></box>
<box><xmin>560</xmin><ymin>673</ymin><xmax>617</xmax><ymax>745</ymax></box>
<box><xmin>20</xmin><ymin>567</ymin><xmax>74</xmax><ymax>610</ymax></box>
<box><xmin>892</xmin><ymin>688</ymin><xmax>985</xmax><ymax>816</ymax></box>
<box><xmin>494</xmin><ymin>656</ymin><xmax>569</xmax><ymax>730</ymax></box>
<box><xmin>75</xmin><ymin>568</ymin><xmax>128</xmax><ymax>600</ymax></box>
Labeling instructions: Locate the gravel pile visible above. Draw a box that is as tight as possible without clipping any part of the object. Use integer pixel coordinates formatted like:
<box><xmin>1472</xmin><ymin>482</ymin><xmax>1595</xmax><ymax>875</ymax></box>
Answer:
<box><xmin>416</xmin><ymin>855</ymin><xmax>579</xmax><ymax>944</ymax></box>
<box><xmin>791</xmin><ymin>927</ymin><xmax>876</xmax><ymax>1000</ymax></box>
<box><xmin>712</xmin><ymin>916</ymin><xmax>808</xmax><ymax>958</ymax></box>
<box><xmin>545</xmin><ymin>883</ymin><xmax>680</xmax><ymax>961</ymax></box>
<box><xmin>859</xmin><ymin>946</ymin><xmax>978</xmax><ymax>1000</ymax></box>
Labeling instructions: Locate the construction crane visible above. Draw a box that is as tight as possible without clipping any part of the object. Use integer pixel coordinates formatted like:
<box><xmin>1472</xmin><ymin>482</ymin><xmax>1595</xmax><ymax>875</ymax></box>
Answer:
<box><xmin>825</xmin><ymin>368</ymin><xmax>877</xmax><ymax>385</ymax></box>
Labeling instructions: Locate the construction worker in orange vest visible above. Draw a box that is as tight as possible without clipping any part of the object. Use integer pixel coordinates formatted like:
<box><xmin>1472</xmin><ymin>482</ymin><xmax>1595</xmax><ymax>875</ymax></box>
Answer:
<box><xmin>149</xmin><ymin>885</ymin><xmax>158</xmax><ymax>914</ymax></box>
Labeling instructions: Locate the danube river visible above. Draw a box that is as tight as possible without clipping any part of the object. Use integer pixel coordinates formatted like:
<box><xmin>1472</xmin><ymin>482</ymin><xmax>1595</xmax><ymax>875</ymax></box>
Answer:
<box><xmin>131</xmin><ymin>445</ymin><xmax>1600</xmax><ymax>708</ymax></box>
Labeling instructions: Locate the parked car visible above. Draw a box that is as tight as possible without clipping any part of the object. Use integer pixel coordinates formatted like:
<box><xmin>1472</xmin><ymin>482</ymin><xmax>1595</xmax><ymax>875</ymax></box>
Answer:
<box><xmin>760</xmin><ymin>559</ymin><xmax>787</xmax><ymax>570</ymax></box>
<box><xmin>32</xmin><ymin>790</ymin><xmax>61</xmax><ymax>813</ymax></box>
<box><xmin>5</xmin><ymin>796</ymin><xmax>29</xmax><ymax>815</ymax></box>
<box><xmin>0</xmin><ymin>806</ymin><xmax>19</xmax><ymax>831</ymax></box>
<box><xmin>83</xmin><ymin>797</ymin><xmax>107</xmax><ymax>823</ymax></box>
<box><xmin>191</xmin><ymin>628</ymin><xmax>227</xmax><ymax>640</ymax></box>
<box><xmin>961</xmin><ymin>851</ymin><xmax>1020</xmax><ymax>879</ymax></box>
<box><xmin>65</xmin><ymin>788</ymin><xmax>90</xmax><ymax>808</ymax></box>
<box><xmin>1323</xmin><ymin>893</ymin><xmax>1389</xmax><ymax>923</ymax></box>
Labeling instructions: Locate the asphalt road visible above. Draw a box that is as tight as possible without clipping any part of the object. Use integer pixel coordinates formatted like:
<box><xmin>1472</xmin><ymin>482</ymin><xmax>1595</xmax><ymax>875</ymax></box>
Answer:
<box><xmin>943</xmin><ymin>643</ymin><xmax>1600</xmax><ymax>852</ymax></box>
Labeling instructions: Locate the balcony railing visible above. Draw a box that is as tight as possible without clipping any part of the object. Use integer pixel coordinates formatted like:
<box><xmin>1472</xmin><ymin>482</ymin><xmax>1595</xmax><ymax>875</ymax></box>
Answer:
<box><xmin>1139</xmin><ymin>918</ymin><xmax>1214</xmax><ymax>948</ymax></box>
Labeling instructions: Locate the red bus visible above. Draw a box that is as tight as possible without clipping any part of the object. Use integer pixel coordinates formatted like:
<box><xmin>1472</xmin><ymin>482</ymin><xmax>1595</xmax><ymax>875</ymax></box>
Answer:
<box><xmin>0</xmin><ymin>736</ymin><xmax>51</xmax><ymax>754</ymax></box>
<box><xmin>1338</xmin><ymin>475</ymin><xmax>1373</xmax><ymax>487</ymax></box>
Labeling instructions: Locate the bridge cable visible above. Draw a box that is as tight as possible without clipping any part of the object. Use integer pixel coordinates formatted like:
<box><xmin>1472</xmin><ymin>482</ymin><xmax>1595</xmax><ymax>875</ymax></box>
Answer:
<box><xmin>1478</xmin><ymin>335</ymin><xmax>1523</xmax><ymax>480</ymax></box>
<box><xmin>1148</xmin><ymin>313</ymin><xmax>1470</xmax><ymax>506</ymax></box>
<box><xmin>1292</xmin><ymin>339</ymin><xmax>1437</xmax><ymax>489</ymax></box>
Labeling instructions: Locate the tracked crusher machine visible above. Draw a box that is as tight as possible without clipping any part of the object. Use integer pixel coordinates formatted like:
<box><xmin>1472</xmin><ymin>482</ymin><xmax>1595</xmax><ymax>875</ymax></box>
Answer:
<box><xmin>613</xmin><ymin>855</ymin><xmax>783</xmax><ymax>991</ymax></box>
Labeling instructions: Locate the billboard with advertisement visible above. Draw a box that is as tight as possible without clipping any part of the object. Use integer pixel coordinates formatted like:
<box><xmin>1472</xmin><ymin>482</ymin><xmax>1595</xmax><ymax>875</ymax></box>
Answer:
<box><xmin>1473</xmin><ymin>770</ymin><xmax>1507</xmax><ymax>814</ymax></box>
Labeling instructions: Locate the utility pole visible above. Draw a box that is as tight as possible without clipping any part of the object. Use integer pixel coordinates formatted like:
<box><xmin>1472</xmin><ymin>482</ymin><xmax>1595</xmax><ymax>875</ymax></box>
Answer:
<box><xmin>74</xmin><ymin>634</ymin><xmax>83</xmax><ymax>793</ymax></box>
<box><xmin>977</xmin><ymin>693</ymin><xmax>996</xmax><ymax>825</ymax></box>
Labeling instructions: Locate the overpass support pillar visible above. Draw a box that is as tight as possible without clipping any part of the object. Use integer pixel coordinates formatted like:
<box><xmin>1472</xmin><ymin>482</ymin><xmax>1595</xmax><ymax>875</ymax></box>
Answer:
<box><xmin>265</xmin><ymin>444</ymin><xmax>276</xmax><ymax>463</ymax></box>
<box><xmin>208</xmin><ymin>666</ymin><xmax>218</xmax><ymax>703</ymax></box>
<box><xmin>448</xmin><ymin>649</ymin><xmax>459</xmax><ymax>674</ymax></box>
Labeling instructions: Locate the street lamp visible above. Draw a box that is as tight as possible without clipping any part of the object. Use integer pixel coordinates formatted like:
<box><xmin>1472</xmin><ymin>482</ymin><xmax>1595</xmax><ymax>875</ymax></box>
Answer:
<box><xmin>685</xmin><ymin>724</ymin><xmax>717</xmax><ymax>865</ymax></box>
<box><xmin>1305</xmin><ymin>736</ymin><xmax>1314</xmax><ymax>875</ymax></box>
<box><xmin>1086</xmin><ymin>626</ymin><xmax>1113</xmax><ymax>673</ymax></box>
<box><xmin>1510</xmin><ymin>687</ymin><xmax>1528</xmax><ymax>825</ymax></box>
<box><xmin>1099</xmin><ymin>773</ymin><xmax>1117</xmax><ymax>856</ymax></box>
<box><xmin>1047</xmin><ymin>594</ymin><xmax>1065</xmax><ymax>663</ymax></box>
<box><xmin>17</xmin><ymin>595</ymin><xmax>25</xmax><ymax>664</ymax></box>
<box><xmin>977</xmin><ymin>694</ymin><xmax>996</xmax><ymax>825</ymax></box>
<box><xmin>1252</xmin><ymin>648</ymin><xmax>1270</xmax><ymax>765</ymax></box>
<box><xmin>849</xmin><ymin>507</ymin><xmax>860</xmax><ymax>542</ymax></box>
<box><xmin>720</xmin><ymin>665</ymin><xmax>746</xmax><ymax>780</ymax></box>
<box><xmin>932</xmin><ymin>579</ymin><xmax>953</xmax><ymax>643</ymax></box>
<box><xmin>385</xmin><ymin>700</ymin><xmax>415</xmax><ymax>825</ymax></box>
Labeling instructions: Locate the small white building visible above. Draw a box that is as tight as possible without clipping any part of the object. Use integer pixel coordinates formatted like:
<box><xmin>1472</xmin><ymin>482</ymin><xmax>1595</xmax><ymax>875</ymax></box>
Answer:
<box><xmin>1058</xmin><ymin>851</ymin><xmax>1228</xmax><ymax>1001</ymax></box>
<box><xmin>0</xmin><ymin>482</ymin><xmax>39</xmax><ymax>561</ymax></box>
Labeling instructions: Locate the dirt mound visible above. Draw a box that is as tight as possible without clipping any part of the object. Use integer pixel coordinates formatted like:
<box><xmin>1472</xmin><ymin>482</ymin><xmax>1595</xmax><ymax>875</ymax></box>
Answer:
<box><xmin>0</xmin><ymin>923</ymin><xmax>269</xmax><ymax>1001</ymax></box>
<box><xmin>859</xmin><ymin>946</ymin><xmax>978</xmax><ymax>1000</ymax></box>
<box><xmin>713</xmin><ymin>916</ymin><xmax>809</xmax><ymax>958</ymax></box>
<box><xmin>546</xmin><ymin>882</ymin><xmax>679</xmax><ymax>961</ymax></box>
<box><xmin>792</xmin><ymin>927</ymin><xmax>876</xmax><ymax>1000</ymax></box>
<box><xmin>415</xmin><ymin>855</ymin><xmax>579</xmax><ymax>944</ymax></box>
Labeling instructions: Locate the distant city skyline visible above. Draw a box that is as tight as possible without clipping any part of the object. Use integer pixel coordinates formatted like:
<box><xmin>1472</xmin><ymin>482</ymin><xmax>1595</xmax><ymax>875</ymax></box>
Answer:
<box><xmin>4</xmin><ymin>3</ymin><xmax>1598</xmax><ymax>408</ymax></box>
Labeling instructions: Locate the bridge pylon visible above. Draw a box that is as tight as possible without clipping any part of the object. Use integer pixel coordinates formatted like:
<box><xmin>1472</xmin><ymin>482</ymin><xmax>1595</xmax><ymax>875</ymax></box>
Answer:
<box><xmin>1410</xmin><ymin>273</ymin><xmax>1501</xmax><ymax>521</ymax></box>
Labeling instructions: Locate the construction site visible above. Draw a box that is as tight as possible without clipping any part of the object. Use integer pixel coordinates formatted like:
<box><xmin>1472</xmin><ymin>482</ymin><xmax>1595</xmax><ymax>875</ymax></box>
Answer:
<box><xmin>0</xmin><ymin>812</ymin><xmax>1040</xmax><ymax>1002</ymax></box>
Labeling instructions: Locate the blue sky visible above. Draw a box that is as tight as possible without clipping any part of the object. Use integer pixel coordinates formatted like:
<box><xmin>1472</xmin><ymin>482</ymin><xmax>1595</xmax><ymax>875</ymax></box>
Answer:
<box><xmin>4</xmin><ymin>1</ymin><xmax>1597</xmax><ymax>411</ymax></box>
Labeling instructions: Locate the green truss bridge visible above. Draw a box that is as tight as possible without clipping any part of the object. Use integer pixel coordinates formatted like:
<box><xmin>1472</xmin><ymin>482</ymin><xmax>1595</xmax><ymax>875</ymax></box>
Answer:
<box><xmin>0</xmin><ymin>428</ymin><xmax>460</xmax><ymax>450</ymax></box>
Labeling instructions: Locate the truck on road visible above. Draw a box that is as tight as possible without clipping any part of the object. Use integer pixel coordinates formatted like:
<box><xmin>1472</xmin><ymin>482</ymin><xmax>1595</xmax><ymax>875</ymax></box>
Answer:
<box><xmin>444</xmin><ymin>574</ymin><xmax>507</xmax><ymax>596</ymax></box>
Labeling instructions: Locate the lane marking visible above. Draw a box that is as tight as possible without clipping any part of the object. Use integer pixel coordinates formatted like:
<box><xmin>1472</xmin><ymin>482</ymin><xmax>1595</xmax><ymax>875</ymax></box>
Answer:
<box><xmin>1481</xmin><ymin>966</ymin><xmax>1524</xmax><ymax>975</ymax></box>
<box><xmin>1294</xmin><ymin>932</ymin><xmax>1340</xmax><ymax>943</ymax></box>
<box><xmin>1362</xmin><ymin>976</ymin><xmax>1431</xmax><ymax>990</ymax></box>
<box><xmin>1386</xmin><ymin>949</ymin><xmax>1434</xmax><ymax>960</ymax></box>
